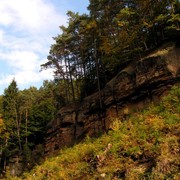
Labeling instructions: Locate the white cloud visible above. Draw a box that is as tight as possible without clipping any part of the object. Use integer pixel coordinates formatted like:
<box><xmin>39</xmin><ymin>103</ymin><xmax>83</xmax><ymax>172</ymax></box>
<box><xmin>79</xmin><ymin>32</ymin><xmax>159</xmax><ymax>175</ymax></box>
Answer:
<box><xmin>0</xmin><ymin>0</ymin><xmax>68</xmax><ymax>93</ymax></box>
<box><xmin>0</xmin><ymin>68</ymin><xmax>54</xmax><ymax>86</ymax></box>
<box><xmin>0</xmin><ymin>30</ymin><xmax>4</xmax><ymax>43</ymax></box>
<box><xmin>0</xmin><ymin>0</ymin><xmax>67</xmax><ymax>33</ymax></box>
<box><xmin>2</xmin><ymin>50</ymin><xmax>38</xmax><ymax>71</ymax></box>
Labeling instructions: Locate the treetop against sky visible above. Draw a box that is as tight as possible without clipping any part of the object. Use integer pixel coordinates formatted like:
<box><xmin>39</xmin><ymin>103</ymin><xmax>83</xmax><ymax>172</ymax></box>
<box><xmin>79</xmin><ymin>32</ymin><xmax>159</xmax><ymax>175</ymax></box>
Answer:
<box><xmin>0</xmin><ymin>0</ymin><xmax>89</xmax><ymax>95</ymax></box>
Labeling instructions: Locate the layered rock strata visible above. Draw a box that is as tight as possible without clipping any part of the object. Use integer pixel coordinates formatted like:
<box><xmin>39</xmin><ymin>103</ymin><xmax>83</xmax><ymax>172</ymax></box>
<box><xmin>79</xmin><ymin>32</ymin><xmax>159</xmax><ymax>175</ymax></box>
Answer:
<box><xmin>45</xmin><ymin>43</ymin><xmax>180</xmax><ymax>154</ymax></box>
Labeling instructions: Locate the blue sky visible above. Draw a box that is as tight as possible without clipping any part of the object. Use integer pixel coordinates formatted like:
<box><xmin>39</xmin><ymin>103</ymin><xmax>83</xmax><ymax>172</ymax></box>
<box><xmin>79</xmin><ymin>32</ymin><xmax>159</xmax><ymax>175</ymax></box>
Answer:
<box><xmin>0</xmin><ymin>0</ymin><xmax>89</xmax><ymax>95</ymax></box>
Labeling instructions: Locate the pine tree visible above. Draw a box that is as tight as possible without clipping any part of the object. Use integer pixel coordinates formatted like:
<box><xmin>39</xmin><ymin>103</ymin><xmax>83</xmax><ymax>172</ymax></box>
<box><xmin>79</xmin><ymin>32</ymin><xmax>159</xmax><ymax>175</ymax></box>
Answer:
<box><xmin>2</xmin><ymin>79</ymin><xmax>22</xmax><ymax>152</ymax></box>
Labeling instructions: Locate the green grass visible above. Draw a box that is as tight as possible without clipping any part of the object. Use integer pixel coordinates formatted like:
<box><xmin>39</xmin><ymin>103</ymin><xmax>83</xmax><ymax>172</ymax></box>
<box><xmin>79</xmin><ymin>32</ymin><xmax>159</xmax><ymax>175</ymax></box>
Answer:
<box><xmin>5</xmin><ymin>86</ymin><xmax>180</xmax><ymax>180</ymax></box>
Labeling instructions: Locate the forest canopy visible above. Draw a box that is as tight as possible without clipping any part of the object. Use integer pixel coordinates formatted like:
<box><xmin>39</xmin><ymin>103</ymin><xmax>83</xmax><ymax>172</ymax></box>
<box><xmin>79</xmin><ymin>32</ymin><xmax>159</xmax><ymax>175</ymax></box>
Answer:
<box><xmin>42</xmin><ymin>0</ymin><xmax>180</xmax><ymax>102</ymax></box>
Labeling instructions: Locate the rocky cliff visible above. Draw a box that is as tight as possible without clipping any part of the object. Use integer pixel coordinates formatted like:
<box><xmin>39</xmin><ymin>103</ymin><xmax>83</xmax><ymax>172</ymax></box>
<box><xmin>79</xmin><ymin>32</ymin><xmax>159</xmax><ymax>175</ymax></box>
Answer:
<box><xmin>45</xmin><ymin>42</ymin><xmax>180</xmax><ymax>154</ymax></box>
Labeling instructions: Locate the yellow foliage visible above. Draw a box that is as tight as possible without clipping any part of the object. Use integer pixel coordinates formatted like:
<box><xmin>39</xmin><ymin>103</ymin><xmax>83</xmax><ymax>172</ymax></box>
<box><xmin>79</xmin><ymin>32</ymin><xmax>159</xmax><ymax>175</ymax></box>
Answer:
<box><xmin>0</xmin><ymin>117</ymin><xmax>6</xmax><ymax>133</ymax></box>
<box><xmin>109</xmin><ymin>118</ymin><xmax>122</xmax><ymax>131</ymax></box>
<box><xmin>86</xmin><ymin>20</ymin><xmax>97</xmax><ymax>30</ymax></box>
<box><xmin>145</xmin><ymin>115</ymin><xmax>165</xmax><ymax>130</ymax></box>
<box><xmin>5</xmin><ymin>86</ymin><xmax>180</xmax><ymax>179</ymax></box>
<box><xmin>100</xmin><ymin>37</ymin><xmax>113</xmax><ymax>55</ymax></box>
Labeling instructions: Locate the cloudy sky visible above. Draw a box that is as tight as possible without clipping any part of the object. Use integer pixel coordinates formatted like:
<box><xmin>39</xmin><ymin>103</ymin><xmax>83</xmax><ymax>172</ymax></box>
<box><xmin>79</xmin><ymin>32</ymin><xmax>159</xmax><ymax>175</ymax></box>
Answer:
<box><xmin>0</xmin><ymin>0</ymin><xmax>89</xmax><ymax>94</ymax></box>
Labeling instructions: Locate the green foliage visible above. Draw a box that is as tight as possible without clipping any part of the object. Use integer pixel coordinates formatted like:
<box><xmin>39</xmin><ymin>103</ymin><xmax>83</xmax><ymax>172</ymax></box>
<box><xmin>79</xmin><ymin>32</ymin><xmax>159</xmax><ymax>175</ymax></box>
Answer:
<box><xmin>0</xmin><ymin>96</ymin><xmax>3</xmax><ymax>115</ymax></box>
<box><xmin>42</xmin><ymin>0</ymin><xmax>179</xmax><ymax>102</ymax></box>
<box><xmin>0</xmin><ymin>80</ymin><xmax>62</xmax><ymax>175</ymax></box>
<box><xmin>2</xmin><ymin>79</ymin><xmax>21</xmax><ymax>153</ymax></box>
<box><xmin>11</xmin><ymin>85</ymin><xmax>180</xmax><ymax>179</ymax></box>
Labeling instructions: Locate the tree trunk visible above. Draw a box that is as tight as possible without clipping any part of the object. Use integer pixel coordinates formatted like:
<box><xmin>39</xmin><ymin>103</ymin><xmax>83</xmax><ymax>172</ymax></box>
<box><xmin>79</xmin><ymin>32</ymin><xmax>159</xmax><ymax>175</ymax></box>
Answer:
<box><xmin>143</xmin><ymin>41</ymin><xmax>148</xmax><ymax>50</ymax></box>
<box><xmin>25</xmin><ymin>109</ymin><xmax>28</xmax><ymax>144</ymax></box>
<box><xmin>15</xmin><ymin>110</ymin><xmax>22</xmax><ymax>151</ymax></box>
<box><xmin>94</xmin><ymin>38</ymin><xmax>103</xmax><ymax>109</ymax></box>
<box><xmin>68</xmin><ymin>56</ymin><xmax>75</xmax><ymax>101</ymax></box>
<box><xmin>3</xmin><ymin>138</ymin><xmax>8</xmax><ymax>173</ymax></box>
<box><xmin>64</xmin><ymin>56</ymin><xmax>71</xmax><ymax>102</ymax></box>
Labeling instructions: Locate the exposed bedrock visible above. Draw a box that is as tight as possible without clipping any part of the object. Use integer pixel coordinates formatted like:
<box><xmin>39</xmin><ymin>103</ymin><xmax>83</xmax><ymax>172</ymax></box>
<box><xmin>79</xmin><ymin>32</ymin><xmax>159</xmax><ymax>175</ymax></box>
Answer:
<box><xmin>45</xmin><ymin>43</ymin><xmax>180</xmax><ymax>154</ymax></box>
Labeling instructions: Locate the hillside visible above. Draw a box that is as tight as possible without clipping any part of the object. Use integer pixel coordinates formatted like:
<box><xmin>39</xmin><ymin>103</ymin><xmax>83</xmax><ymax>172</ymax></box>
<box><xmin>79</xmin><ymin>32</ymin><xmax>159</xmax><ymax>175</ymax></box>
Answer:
<box><xmin>45</xmin><ymin>41</ymin><xmax>180</xmax><ymax>155</ymax></box>
<box><xmin>0</xmin><ymin>0</ymin><xmax>179</xmax><ymax>178</ymax></box>
<box><xmin>5</xmin><ymin>86</ymin><xmax>180</xmax><ymax>179</ymax></box>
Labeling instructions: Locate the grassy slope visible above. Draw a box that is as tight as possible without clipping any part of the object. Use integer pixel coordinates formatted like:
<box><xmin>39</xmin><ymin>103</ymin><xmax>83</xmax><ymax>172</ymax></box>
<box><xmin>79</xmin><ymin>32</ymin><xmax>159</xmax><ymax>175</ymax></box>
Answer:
<box><xmin>8</xmin><ymin>86</ymin><xmax>180</xmax><ymax>180</ymax></box>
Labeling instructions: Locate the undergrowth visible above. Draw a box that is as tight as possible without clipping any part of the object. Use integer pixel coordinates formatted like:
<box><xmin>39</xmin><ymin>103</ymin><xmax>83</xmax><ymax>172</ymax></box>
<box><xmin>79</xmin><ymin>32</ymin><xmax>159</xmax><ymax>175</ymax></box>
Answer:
<box><xmin>6</xmin><ymin>86</ymin><xmax>180</xmax><ymax>180</ymax></box>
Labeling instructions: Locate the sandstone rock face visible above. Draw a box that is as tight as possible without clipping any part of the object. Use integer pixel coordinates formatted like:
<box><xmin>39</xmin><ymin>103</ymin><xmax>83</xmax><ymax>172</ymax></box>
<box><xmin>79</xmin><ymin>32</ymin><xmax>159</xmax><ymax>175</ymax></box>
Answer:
<box><xmin>45</xmin><ymin>43</ymin><xmax>180</xmax><ymax>154</ymax></box>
